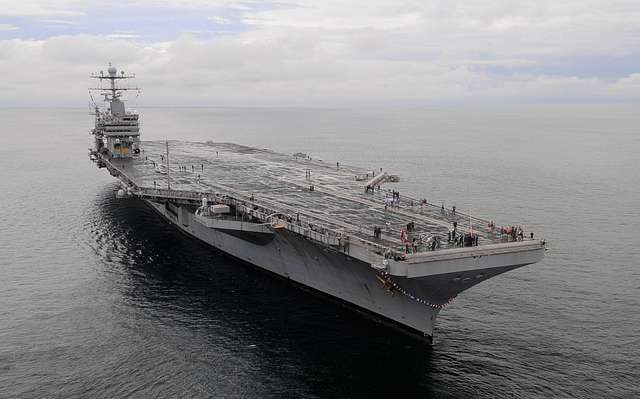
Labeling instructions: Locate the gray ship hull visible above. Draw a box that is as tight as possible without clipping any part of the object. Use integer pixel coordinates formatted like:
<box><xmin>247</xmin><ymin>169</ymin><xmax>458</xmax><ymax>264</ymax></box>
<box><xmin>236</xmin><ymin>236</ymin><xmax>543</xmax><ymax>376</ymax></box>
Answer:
<box><xmin>146</xmin><ymin>199</ymin><xmax>441</xmax><ymax>338</ymax></box>
<box><xmin>88</xmin><ymin>67</ymin><xmax>546</xmax><ymax>343</ymax></box>
<box><xmin>145</xmin><ymin>199</ymin><xmax>543</xmax><ymax>341</ymax></box>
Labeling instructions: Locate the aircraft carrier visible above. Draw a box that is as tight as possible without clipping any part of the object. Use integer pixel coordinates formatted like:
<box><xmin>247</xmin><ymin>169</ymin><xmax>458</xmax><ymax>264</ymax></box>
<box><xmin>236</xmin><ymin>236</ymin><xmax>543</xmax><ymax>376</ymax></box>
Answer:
<box><xmin>88</xmin><ymin>65</ymin><xmax>546</xmax><ymax>342</ymax></box>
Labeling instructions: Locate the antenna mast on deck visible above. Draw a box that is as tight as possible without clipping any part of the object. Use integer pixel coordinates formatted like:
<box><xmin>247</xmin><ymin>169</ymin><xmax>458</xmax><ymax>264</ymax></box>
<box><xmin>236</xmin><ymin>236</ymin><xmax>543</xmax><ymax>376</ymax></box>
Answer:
<box><xmin>166</xmin><ymin>140</ymin><xmax>170</xmax><ymax>190</ymax></box>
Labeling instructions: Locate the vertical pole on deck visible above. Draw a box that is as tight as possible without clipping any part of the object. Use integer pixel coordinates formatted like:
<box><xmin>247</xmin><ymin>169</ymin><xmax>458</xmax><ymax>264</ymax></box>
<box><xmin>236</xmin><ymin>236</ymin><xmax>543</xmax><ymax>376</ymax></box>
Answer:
<box><xmin>166</xmin><ymin>139</ymin><xmax>170</xmax><ymax>190</ymax></box>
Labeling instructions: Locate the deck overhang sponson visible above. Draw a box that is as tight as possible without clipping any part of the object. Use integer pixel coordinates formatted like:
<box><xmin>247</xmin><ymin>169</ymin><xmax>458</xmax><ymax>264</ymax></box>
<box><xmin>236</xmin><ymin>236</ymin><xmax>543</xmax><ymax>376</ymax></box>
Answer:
<box><xmin>386</xmin><ymin>241</ymin><xmax>546</xmax><ymax>278</ymax></box>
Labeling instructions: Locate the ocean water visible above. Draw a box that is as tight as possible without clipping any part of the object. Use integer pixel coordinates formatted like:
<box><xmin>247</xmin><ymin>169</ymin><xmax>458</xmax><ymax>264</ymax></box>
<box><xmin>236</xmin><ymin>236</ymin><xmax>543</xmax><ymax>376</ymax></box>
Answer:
<box><xmin>0</xmin><ymin>105</ymin><xmax>638</xmax><ymax>398</ymax></box>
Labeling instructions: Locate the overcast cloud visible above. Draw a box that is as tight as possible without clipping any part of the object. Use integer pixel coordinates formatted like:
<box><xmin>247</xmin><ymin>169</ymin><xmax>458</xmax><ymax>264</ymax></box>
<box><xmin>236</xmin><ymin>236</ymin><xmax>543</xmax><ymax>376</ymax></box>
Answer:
<box><xmin>0</xmin><ymin>0</ymin><xmax>639</xmax><ymax>106</ymax></box>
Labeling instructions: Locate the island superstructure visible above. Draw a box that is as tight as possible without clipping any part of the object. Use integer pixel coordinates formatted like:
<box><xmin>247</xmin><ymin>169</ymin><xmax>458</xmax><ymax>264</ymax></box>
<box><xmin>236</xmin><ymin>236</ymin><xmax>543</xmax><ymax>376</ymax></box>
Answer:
<box><xmin>89</xmin><ymin>65</ymin><xmax>546</xmax><ymax>342</ymax></box>
<box><xmin>89</xmin><ymin>63</ymin><xmax>140</xmax><ymax>158</ymax></box>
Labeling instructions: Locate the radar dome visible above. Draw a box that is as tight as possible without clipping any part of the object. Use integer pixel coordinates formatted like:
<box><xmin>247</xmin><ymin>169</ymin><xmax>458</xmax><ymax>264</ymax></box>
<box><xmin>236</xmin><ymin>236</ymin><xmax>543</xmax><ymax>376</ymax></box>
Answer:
<box><xmin>108</xmin><ymin>65</ymin><xmax>117</xmax><ymax>76</ymax></box>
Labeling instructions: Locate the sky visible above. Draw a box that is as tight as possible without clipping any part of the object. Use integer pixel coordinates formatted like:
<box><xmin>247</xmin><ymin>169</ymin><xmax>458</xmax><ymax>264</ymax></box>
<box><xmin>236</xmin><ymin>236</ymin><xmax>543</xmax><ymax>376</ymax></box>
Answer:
<box><xmin>0</xmin><ymin>0</ymin><xmax>639</xmax><ymax>106</ymax></box>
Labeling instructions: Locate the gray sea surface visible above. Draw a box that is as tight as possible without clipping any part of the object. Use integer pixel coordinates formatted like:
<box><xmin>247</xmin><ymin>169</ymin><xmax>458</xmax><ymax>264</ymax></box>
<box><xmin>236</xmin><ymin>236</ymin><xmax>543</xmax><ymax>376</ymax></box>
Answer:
<box><xmin>0</xmin><ymin>105</ymin><xmax>638</xmax><ymax>398</ymax></box>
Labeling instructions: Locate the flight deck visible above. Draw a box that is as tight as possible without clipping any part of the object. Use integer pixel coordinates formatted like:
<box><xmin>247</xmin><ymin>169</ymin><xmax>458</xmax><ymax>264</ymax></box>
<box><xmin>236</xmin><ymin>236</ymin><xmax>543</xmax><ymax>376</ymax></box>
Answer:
<box><xmin>102</xmin><ymin>140</ymin><xmax>536</xmax><ymax>259</ymax></box>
